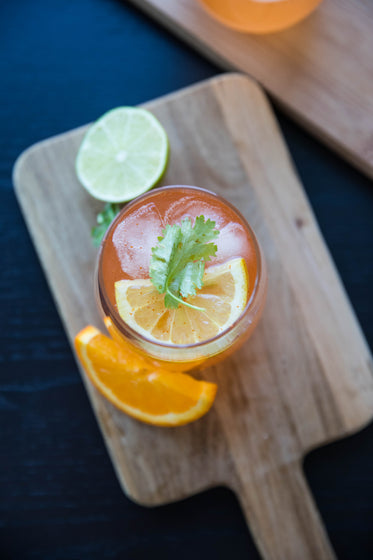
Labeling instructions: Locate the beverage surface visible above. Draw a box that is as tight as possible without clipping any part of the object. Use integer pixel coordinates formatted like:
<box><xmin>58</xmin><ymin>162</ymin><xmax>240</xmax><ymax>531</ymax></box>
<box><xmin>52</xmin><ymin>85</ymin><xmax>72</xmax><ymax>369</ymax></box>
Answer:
<box><xmin>100</xmin><ymin>186</ymin><xmax>258</xmax><ymax>309</ymax></box>
<box><xmin>199</xmin><ymin>0</ymin><xmax>322</xmax><ymax>33</ymax></box>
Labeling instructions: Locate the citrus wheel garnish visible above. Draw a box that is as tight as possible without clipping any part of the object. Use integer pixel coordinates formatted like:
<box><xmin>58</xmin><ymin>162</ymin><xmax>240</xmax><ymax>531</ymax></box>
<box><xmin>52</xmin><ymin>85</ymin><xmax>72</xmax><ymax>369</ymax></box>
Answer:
<box><xmin>74</xmin><ymin>326</ymin><xmax>217</xmax><ymax>426</ymax></box>
<box><xmin>115</xmin><ymin>257</ymin><xmax>248</xmax><ymax>345</ymax></box>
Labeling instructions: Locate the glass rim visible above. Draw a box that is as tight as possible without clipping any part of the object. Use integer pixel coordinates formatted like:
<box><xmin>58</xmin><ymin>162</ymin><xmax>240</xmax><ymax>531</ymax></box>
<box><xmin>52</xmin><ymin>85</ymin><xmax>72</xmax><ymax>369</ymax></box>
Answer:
<box><xmin>97</xmin><ymin>185</ymin><xmax>265</xmax><ymax>350</ymax></box>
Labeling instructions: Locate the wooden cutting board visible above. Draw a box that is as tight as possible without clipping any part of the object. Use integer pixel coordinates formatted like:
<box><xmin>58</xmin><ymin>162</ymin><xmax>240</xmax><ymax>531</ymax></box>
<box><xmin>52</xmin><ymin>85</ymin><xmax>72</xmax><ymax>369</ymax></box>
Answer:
<box><xmin>128</xmin><ymin>0</ymin><xmax>373</xmax><ymax>180</ymax></box>
<box><xmin>13</xmin><ymin>74</ymin><xmax>373</xmax><ymax>560</ymax></box>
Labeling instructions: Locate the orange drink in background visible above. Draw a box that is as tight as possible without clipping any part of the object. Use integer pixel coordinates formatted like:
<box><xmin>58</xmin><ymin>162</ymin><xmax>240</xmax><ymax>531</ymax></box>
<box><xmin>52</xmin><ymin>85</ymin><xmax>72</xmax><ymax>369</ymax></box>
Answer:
<box><xmin>198</xmin><ymin>0</ymin><xmax>323</xmax><ymax>34</ymax></box>
<box><xmin>96</xmin><ymin>186</ymin><xmax>267</xmax><ymax>371</ymax></box>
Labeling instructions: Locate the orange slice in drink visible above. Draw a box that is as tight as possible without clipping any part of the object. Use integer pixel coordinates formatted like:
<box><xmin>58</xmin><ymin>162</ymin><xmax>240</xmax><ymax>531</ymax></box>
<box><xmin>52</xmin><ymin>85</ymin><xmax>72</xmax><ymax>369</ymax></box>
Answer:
<box><xmin>115</xmin><ymin>258</ymin><xmax>248</xmax><ymax>345</ymax></box>
<box><xmin>104</xmin><ymin>315</ymin><xmax>207</xmax><ymax>372</ymax></box>
<box><xmin>75</xmin><ymin>326</ymin><xmax>217</xmax><ymax>426</ymax></box>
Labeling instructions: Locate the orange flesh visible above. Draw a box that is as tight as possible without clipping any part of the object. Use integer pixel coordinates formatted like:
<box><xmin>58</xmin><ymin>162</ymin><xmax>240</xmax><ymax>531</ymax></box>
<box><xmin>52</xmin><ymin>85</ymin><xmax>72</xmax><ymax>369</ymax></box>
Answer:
<box><xmin>75</xmin><ymin>325</ymin><xmax>217</xmax><ymax>426</ymax></box>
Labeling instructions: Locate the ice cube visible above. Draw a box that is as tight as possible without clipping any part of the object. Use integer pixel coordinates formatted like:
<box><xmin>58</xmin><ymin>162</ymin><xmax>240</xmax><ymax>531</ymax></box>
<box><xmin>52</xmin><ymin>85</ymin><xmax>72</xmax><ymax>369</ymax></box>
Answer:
<box><xmin>215</xmin><ymin>222</ymin><xmax>247</xmax><ymax>264</ymax></box>
<box><xmin>112</xmin><ymin>202</ymin><xmax>163</xmax><ymax>278</ymax></box>
<box><xmin>164</xmin><ymin>196</ymin><xmax>227</xmax><ymax>228</ymax></box>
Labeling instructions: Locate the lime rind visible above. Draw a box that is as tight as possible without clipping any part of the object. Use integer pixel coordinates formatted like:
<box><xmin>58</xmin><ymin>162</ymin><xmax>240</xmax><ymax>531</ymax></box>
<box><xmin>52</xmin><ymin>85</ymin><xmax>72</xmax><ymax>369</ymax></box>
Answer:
<box><xmin>76</xmin><ymin>107</ymin><xmax>169</xmax><ymax>202</ymax></box>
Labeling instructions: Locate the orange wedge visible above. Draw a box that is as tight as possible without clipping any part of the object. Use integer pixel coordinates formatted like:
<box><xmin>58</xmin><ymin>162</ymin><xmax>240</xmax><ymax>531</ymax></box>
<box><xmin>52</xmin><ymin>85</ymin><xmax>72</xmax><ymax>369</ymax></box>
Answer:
<box><xmin>75</xmin><ymin>326</ymin><xmax>217</xmax><ymax>426</ymax></box>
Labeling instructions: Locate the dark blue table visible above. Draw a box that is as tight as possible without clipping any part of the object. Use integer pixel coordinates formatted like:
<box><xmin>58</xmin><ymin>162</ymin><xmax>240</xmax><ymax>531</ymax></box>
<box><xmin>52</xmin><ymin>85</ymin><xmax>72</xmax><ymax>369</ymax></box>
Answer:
<box><xmin>1</xmin><ymin>1</ymin><xmax>372</xmax><ymax>558</ymax></box>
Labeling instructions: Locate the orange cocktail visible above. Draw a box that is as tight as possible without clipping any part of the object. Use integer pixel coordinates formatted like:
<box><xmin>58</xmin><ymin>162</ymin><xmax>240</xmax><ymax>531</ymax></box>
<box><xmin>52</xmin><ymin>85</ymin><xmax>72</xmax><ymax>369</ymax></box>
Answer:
<box><xmin>198</xmin><ymin>0</ymin><xmax>322</xmax><ymax>34</ymax></box>
<box><xmin>96</xmin><ymin>185</ymin><xmax>267</xmax><ymax>370</ymax></box>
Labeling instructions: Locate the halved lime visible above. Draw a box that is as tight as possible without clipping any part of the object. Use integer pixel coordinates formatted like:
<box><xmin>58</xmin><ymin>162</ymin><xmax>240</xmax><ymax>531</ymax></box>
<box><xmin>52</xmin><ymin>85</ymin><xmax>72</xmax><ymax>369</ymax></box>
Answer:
<box><xmin>76</xmin><ymin>107</ymin><xmax>169</xmax><ymax>202</ymax></box>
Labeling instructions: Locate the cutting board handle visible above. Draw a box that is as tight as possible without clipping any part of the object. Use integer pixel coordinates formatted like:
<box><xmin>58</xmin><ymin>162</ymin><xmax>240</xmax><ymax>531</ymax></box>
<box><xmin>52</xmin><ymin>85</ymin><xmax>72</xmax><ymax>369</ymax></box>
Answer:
<box><xmin>234</xmin><ymin>461</ymin><xmax>336</xmax><ymax>560</ymax></box>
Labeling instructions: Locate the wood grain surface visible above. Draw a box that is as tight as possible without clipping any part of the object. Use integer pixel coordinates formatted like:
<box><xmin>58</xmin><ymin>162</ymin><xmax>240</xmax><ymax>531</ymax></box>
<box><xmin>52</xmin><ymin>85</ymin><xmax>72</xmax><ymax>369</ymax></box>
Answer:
<box><xmin>13</xmin><ymin>74</ymin><xmax>373</xmax><ymax>560</ymax></box>
<box><xmin>128</xmin><ymin>0</ymin><xmax>373</xmax><ymax>180</ymax></box>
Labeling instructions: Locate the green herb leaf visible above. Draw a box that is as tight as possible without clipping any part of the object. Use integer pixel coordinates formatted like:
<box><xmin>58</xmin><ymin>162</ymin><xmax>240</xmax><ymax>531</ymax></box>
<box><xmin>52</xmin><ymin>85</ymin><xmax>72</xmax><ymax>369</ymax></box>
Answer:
<box><xmin>150</xmin><ymin>215</ymin><xmax>219</xmax><ymax>310</ymax></box>
<box><xmin>91</xmin><ymin>202</ymin><xmax>121</xmax><ymax>247</ymax></box>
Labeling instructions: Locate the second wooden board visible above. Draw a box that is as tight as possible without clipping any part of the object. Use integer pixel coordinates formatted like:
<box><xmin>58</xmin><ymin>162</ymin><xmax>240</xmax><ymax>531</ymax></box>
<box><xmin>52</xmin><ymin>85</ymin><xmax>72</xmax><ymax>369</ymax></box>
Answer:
<box><xmin>129</xmin><ymin>0</ymin><xmax>373</xmax><ymax>179</ymax></box>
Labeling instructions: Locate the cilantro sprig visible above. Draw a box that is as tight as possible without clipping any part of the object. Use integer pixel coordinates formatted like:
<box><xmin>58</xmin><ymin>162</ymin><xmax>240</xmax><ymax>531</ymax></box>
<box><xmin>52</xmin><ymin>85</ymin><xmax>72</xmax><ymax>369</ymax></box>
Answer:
<box><xmin>91</xmin><ymin>202</ymin><xmax>121</xmax><ymax>247</ymax></box>
<box><xmin>150</xmin><ymin>216</ymin><xmax>219</xmax><ymax>310</ymax></box>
